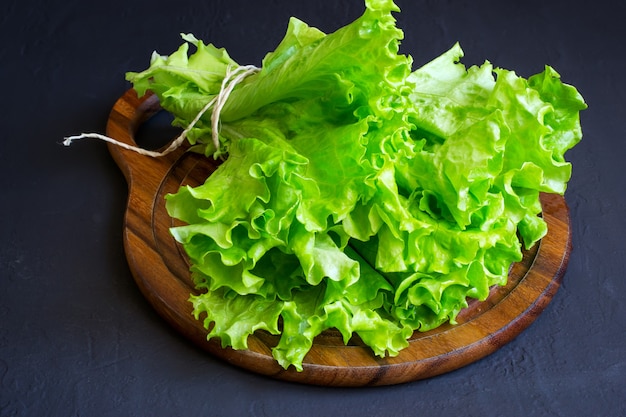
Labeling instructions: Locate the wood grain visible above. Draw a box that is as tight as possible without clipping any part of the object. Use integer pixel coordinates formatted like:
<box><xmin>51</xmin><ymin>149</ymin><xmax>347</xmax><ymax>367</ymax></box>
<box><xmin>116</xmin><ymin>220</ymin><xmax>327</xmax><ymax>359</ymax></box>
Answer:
<box><xmin>106</xmin><ymin>89</ymin><xmax>572</xmax><ymax>387</ymax></box>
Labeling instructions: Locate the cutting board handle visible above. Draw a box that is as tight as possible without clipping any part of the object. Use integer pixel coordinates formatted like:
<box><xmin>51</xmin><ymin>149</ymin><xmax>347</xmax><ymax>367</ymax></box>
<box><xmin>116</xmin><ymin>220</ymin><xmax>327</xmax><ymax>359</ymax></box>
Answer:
<box><xmin>105</xmin><ymin>89</ymin><xmax>178</xmax><ymax>185</ymax></box>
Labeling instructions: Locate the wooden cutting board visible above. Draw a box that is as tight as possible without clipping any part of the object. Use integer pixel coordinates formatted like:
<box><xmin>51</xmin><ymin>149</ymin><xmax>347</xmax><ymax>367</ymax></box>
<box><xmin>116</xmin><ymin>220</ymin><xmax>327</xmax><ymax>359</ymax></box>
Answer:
<box><xmin>106</xmin><ymin>89</ymin><xmax>572</xmax><ymax>387</ymax></box>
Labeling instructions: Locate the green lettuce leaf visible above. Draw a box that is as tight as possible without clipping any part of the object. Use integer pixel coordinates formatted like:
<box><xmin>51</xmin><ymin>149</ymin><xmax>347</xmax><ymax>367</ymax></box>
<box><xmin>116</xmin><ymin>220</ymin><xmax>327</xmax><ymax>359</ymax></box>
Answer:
<box><xmin>126</xmin><ymin>0</ymin><xmax>586</xmax><ymax>370</ymax></box>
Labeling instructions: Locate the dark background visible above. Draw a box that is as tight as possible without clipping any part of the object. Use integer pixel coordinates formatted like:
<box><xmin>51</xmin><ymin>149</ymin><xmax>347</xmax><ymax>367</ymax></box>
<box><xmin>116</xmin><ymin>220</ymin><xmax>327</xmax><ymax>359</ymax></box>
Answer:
<box><xmin>2</xmin><ymin>0</ymin><xmax>624</xmax><ymax>415</ymax></box>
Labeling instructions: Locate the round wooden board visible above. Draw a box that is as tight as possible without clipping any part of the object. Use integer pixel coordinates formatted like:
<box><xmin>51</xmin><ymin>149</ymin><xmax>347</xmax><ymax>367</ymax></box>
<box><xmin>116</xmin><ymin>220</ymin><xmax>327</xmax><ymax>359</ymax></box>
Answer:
<box><xmin>106</xmin><ymin>89</ymin><xmax>572</xmax><ymax>387</ymax></box>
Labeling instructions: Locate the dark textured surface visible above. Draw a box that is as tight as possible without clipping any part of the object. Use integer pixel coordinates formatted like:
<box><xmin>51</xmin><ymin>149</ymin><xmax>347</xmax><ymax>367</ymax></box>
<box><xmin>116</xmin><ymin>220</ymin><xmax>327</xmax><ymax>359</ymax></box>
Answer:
<box><xmin>1</xmin><ymin>0</ymin><xmax>623</xmax><ymax>415</ymax></box>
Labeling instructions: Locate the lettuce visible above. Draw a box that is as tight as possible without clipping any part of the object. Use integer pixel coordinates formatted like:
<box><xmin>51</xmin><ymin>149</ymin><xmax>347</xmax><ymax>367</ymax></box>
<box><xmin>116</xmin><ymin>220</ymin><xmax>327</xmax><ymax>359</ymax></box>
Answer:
<box><xmin>126</xmin><ymin>0</ymin><xmax>586</xmax><ymax>371</ymax></box>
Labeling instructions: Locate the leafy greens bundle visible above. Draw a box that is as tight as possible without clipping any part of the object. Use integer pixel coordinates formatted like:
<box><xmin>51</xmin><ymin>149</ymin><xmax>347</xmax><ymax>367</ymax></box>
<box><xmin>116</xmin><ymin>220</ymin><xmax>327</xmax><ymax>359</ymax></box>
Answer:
<box><xmin>126</xmin><ymin>0</ymin><xmax>586</xmax><ymax>371</ymax></box>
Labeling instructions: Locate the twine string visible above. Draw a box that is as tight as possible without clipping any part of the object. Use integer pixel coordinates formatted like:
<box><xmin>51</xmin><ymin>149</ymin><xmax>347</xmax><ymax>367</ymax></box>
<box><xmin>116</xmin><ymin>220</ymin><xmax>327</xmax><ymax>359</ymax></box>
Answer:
<box><xmin>63</xmin><ymin>64</ymin><xmax>260</xmax><ymax>157</ymax></box>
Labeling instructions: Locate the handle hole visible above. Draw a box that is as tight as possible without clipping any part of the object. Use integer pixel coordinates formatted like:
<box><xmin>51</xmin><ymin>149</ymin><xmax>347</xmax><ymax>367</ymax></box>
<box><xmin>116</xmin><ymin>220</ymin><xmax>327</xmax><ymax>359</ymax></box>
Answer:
<box><xmin>135</xmin><ymin>110</ymin><xmax>183</xmax><ymax>151</ymax></box>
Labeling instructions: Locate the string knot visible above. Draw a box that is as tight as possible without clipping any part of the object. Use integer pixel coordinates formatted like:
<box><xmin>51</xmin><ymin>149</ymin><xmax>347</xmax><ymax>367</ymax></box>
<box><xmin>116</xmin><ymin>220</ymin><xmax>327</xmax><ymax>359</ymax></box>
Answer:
<box><xmin>63</xmin><ymin>64</ymin><xmax>260</xmax><ymax>157</ymax></box>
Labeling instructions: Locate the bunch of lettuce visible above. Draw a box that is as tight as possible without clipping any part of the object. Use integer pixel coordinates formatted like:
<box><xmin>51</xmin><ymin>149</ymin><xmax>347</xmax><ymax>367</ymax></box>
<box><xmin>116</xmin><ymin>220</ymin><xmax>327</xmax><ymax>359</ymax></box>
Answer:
<box><xmin>126</xmin><ymin>0</ymin><xmax>585</xmax><ymax>371</ymax></box>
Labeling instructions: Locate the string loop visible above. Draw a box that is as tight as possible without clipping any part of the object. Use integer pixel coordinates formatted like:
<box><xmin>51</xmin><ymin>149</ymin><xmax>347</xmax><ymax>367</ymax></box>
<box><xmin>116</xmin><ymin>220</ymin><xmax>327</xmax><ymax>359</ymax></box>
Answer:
<box><xmin>63</xmin><ymin>64</ymin><xmax>260</xmax><ymax>157</ymax></box>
